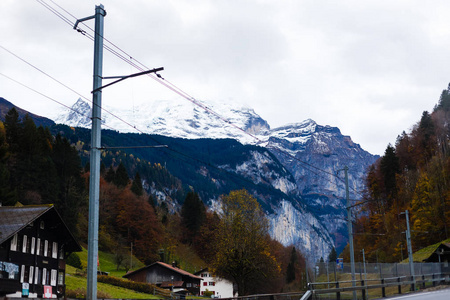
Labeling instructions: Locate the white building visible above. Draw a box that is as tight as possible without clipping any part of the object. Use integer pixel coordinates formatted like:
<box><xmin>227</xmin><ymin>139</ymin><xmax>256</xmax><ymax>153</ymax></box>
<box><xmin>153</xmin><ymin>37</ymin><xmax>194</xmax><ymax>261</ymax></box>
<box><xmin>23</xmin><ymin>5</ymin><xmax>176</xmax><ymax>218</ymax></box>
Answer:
<box><xmin>195</xmin><ymin>268</ymin><xmax>234</xmax><ymax>298</ymax></box>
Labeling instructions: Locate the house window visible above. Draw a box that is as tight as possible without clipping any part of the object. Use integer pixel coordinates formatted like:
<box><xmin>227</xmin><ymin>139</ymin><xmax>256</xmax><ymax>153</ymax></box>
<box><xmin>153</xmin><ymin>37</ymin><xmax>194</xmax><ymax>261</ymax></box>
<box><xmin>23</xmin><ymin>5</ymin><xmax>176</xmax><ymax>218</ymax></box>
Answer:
<box><xmin>20</xmin><ymin>265</ymin><xmax>25</xmax><ymax>283</ymax></box>
<box><xmin>22</xmin><ymin>235</ymin><xmax>28</xmax><ymax>253</ymax></box>
<box><xmin>40</xmin><ymin>220</ymin><xmax>45</xmax><ymax>229</ymax></box>
<box><xmin>59</xmin><ymin>246</ymin><xmax>64</xmax><ymax>259</ymax></box>
<box><xmin>31</xmin><ymin>237</ymin><xmax>36</xmax><ymax>255</ymax></box>
<box><xmin>52</xmin><ymin>242</ymin><xmax>58</xmax><ymax>259</ymax></box>
<box><xmin>10</xmin><ymin>234</ymin><xmax>18</xmax><ymax>251</ymax></box>
<box><xmin>26</xmin><ymin>236</ymin><xmax>31</xmax><ymax>253</ymax></box>
<box><xmin>203</xmin><ymin>282</ymin><xmax>207</xmax><ymax>286</ymax></box>
<box><xmin>201</xmin><ymin>273</ymin><xmax>208</xmax><ymax>277</ymax></box>
<box><xmin>51</xmin><ymin>269</ymin><xmax>57</xmax><ymax>286</ymax></box>
<box><xmin>29</xmin><ymin>266</ymin><xmax>34</xmax><ymax>284</ymax></box>
<box><xmin>209</xmin><ymin>282</ymin><xmax>215</xmax><ymax>286</ymax></box>
<box><xmin>37</xmin><ymin>238</ymin><xmax>42</xmax><ymax>255</ymax></box>
<box><xmin>35</xmin><ymin>267</ymin><xmax>40</xmax><ymax>285</ymax></box>
<box><xmin>42</xmin><ymin>268</ymin><xmax>47</xmax><ymax>285</ymax></box>
<box><xmin>44</xmin><ymin>240</ymin><xmax>48</xmax><ymax>257</ymax></box>
<box><xmin>58</xmin><ymin>271</ymin><xmax>64</xmax><ymax>285</ymax></box>
<box><xmin>186</xmin><ymin>283</ymin><xmax>192</xmax><ymax>287</ymax></box>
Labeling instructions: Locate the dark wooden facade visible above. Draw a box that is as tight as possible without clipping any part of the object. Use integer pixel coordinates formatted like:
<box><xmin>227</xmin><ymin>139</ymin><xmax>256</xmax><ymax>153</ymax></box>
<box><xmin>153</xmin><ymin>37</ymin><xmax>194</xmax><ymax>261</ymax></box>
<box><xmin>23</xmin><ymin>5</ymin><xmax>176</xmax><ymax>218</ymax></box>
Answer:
<box><xmin>423</xmin><ymin>242</ymin><xmax>450</xmax><ymax>274</ymax></box>
<box><xmin>0</xmin><ymin>205</ymin><xmax>81</xmax><ymax>297</ymax></box>
<box><xmin>123</xmin><ymin>261</ymin><xmax>202</xmax><ymax>295</ymax></box>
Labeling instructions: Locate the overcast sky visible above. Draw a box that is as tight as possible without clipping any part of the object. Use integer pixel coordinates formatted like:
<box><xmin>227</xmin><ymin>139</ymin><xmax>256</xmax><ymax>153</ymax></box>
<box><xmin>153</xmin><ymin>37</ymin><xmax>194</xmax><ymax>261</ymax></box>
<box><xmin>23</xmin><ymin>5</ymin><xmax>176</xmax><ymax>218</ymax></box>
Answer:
<box><xmin>1</xmin><ymin>0</ymin><xmax>450</xmax><ymax>155</ymax></box>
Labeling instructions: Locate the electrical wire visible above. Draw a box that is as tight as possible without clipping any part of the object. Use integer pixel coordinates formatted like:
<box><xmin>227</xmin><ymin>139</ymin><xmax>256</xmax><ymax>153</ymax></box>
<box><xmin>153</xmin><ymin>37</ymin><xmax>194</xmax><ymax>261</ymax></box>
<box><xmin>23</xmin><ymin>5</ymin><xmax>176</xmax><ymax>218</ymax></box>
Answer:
<box><xmin>0</xmin><ymin>72</ymin><xmax>119</xmax><ymax>132</ymax></box>
<box><xmin>33</xmin><ymin>0</ymin><xmax>367</xmax><ymax>201</ymax></box>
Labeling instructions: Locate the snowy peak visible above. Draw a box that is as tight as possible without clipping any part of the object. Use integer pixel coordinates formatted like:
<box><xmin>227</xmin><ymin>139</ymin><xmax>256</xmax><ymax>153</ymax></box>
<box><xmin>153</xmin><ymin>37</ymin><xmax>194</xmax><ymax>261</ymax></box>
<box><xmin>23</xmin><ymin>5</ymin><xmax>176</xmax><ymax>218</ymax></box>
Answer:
<box><xmin>53</xmin><ymin>98</ymin><xmax>270</xmax><ymax>143</ymax></box>
<box><xmin>54</xmin><ymin>98</ymin><xmax>91</xmax><ymax>128</ymax></box>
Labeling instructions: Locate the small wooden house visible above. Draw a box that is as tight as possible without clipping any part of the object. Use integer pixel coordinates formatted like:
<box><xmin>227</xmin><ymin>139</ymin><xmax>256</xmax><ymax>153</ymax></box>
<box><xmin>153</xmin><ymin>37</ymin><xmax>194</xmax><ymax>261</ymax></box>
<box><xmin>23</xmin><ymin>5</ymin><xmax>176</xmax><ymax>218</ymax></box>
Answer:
<box><xmin>0</xmin><ymin>205</ymin><xmax>81</xmax><ymax>298</ymax></box>
<box><xmin>123</xmin><ymin>261</ymin><xmax>202</xmax><ymax>295</ymax></box>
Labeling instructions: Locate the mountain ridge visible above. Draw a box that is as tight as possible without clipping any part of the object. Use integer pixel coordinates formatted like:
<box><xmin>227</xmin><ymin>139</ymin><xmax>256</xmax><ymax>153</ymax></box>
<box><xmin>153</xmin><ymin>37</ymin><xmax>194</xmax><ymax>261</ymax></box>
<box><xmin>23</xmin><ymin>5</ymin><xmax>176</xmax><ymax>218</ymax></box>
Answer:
<box><xmin>2</xmin><ymin>96</ymin><xmax>378</xmax><ymax>260</ymax></box>
<box><xmin>53</xmin><ymin>98</ymin><xmax>378</xmax><ymax>254</ymax></box>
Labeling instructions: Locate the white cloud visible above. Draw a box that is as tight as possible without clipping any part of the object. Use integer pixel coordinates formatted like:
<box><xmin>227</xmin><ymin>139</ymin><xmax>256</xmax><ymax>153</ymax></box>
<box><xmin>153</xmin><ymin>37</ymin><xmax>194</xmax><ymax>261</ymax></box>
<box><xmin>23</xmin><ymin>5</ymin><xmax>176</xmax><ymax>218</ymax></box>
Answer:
<box><xmin>1</xmin><ymin>0</ymin><xmax>449</xmax><ymax>155</ymax></box>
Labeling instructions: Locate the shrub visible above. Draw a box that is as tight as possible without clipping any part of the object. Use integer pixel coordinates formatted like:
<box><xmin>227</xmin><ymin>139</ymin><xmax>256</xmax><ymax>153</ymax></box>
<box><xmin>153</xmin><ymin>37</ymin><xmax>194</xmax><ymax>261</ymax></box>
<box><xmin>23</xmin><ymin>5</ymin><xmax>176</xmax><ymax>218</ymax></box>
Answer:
<box><xmin>67</xmin><ymin>253</ymin><xmax>83</xmax><ymax>269</ymax></box>
<box><xmin>66</xmin><ymin>288</ymin><xmax>111</xmax><ymax>299</ymax></box>
<box><xmin>203</xmin><ymin>289</ymin><xmax>214</xmax><ymax>297</ymax></box>
<box><xmin>97</xmin><ymin>275</ymin><xmax>170</xmax><ymax>296</ymax></box>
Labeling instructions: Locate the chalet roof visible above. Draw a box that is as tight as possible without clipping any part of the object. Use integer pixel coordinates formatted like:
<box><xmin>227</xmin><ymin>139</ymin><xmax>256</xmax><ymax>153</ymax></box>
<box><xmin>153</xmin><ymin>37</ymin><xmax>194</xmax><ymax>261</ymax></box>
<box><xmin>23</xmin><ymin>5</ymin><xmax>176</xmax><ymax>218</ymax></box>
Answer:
<box><xmin>194</xmin><ymin>267</ymin><xmax>209</xmax><ymax>275</ymax></box>
<box><xmin>401</xmin><ymin>238</ymin><xmax>450</xmax><ymax>263</ymax></box>
<box><xmin>0</xmin><ymin>204</ymin><xmax>81</xmax><ymax>253</ymax></box>
<box><xmin>123</xmin><ymin>261</ymin><xmax>203</xmax><ymax>280</ymax></box>
<box><xmin>423</xmin><ymin>242</ymin><xmax>450</xmax><ymax>262</ymax></box>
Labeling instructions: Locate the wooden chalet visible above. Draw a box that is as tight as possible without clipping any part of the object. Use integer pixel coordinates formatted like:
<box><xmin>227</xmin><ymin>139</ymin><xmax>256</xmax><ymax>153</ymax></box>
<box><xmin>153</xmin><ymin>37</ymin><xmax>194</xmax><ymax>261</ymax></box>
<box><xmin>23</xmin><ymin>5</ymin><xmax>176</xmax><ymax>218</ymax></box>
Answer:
<box><xmin>0</xmin><ymin>205</ymin><xmax>81</xmax><ymax>298</ymax></box>
<box><xmin>123</xmin><ymin>261</ymin><xmax>202</xmax><ymax>295</ymax></box>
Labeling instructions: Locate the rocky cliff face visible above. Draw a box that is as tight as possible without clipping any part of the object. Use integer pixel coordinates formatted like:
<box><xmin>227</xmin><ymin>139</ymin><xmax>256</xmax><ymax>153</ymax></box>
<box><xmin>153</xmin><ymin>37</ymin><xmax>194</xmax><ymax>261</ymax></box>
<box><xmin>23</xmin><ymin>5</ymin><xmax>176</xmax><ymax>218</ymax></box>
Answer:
<box><xmin>264</xmin><ymin>120</ymin><xmax>378</xmax><ymax>251</ymax></box>
<box><xmin>52</xmin><ymin>98</ymin><xmax>378</xmax><ymax>259</ymax></box>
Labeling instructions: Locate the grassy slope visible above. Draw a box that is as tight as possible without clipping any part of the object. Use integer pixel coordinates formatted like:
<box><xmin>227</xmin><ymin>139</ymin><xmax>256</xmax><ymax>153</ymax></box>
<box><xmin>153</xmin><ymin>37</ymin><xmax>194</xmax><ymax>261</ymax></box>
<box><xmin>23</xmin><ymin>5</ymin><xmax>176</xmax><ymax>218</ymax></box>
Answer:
<box><xmin>65</xmin><ymin>248</ymin><xmax>156</xmax><ymax>299</ymax></box>
<box><xmin>65</xmin><ymin>272</ymin><xmax>159</xmax><ymax>299</ymax></box>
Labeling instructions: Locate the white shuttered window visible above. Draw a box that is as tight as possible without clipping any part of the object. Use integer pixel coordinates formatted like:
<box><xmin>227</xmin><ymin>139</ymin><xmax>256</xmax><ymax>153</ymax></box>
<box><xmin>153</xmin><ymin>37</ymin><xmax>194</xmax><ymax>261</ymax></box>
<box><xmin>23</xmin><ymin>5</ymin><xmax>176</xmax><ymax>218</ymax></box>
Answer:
<box><xmin>52</xmin><ymin>242</ymin><xmax>58</xmax><ymax>259</ymax></box>
<box><xmin>31</xmin><ymin>237</ymin><xmax>36</xmax><ymax>254</ymax></box>
<box><xmin>51</xmin><ymin>269</ymin><xmax>57</xmax><ymax>286</ymax></box>
<box><xmin>10</xmin><ymin>234</ymin><xmax>17</xmax><ymax>251</ymax></box>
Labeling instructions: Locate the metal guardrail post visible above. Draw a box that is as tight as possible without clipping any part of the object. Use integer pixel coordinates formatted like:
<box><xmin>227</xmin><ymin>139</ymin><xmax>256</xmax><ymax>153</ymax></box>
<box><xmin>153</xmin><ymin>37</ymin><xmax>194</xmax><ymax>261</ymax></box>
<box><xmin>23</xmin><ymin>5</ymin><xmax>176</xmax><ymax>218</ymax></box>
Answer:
<box><xmin>336</xmin><ymin>281</ymin><xmax>340</xmax><ymax>300</ymax></box>
<box><xmin>381</xmin><ymin>278</ymin><xmax>386</xmax><ymax>298</ymax></box>
<box><xmin>397</xmin><ymin>277</ymin><xmax>401</xmax><ymax>294</ymax></box>
<box><xmin>361</xmin><ymin>280</ymin><xmax>366</xmax><ymax>300</ymax></box>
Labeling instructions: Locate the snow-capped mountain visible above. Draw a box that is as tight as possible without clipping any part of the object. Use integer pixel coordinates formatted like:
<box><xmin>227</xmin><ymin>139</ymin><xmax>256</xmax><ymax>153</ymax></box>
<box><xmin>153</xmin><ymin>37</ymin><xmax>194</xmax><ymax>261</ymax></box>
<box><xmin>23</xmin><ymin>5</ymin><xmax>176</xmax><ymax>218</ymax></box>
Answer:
<box><xmin>53</xmin><ymin>98</ymin><xmax>269</xmax><ymax>144</ymax></box>
<box><xmin>53</xmin><ymin>98</ymin><xmax>378</xmax><ymax>259</ymax></box>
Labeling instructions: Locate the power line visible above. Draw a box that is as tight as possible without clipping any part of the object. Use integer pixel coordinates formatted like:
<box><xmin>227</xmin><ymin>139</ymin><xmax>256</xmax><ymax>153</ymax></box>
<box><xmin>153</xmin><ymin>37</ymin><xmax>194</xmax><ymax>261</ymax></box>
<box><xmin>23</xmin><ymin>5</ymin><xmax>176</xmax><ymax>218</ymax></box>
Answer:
<box><xmin>33</xmin><ymin>0</ymin><xmax>367</xmax><ymax>200</ymax></box>
<box><xmin>0</xmin><ymin>72</ymin><xmax>115</xmax><ymax>132</ymax></box>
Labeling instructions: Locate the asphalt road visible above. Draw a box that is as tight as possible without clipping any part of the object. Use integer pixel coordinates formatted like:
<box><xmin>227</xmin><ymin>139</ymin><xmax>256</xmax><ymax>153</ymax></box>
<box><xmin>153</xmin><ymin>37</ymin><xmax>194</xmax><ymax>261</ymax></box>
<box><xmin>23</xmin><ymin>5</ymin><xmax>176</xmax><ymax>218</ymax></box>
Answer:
<box><xmin>383</xmin><ymin>287</ymin><xmax>450</xmax><ymax>300</ymax></box>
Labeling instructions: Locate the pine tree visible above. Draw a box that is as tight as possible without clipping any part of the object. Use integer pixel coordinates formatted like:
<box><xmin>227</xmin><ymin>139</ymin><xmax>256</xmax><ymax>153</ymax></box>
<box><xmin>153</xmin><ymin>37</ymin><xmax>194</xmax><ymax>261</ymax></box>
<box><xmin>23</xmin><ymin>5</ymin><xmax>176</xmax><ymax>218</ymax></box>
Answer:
<box><xmin>0</xmin><ymin>122</ymin><xmax>17</xmax><ymax>205</ymax></box>
<box><xmin>3</xmin><ymin>108</ymin><xmax>21</xmax><ymax>153</ymax></box>
<box><xmin>51</xmin><ymin>134</ymin><xmax>84</xmax><ymax>235</ymax></box>
<box><xmin>181</xmin><ymin>191</ymin><xmax>206</xmax><ymax>244</ymax></box>
<box><xmin>380</xmin><ymin>144</ymin><xmax>400</xmax><ymax>203</ymax></box>
<box><xmin>105</xmin><ymin>165</ymin><xmax>115</xmax><ymax>182</ymax></box>
<box><xmin>286</xmin><ymin>246</ymin><xmax>297</xmax><ymax>283</ymax></box>
<box><xmin>131</xmin><ymin>172</ymin><xmax>143</xmax><ymax>196</ymax></box>
<box><xmin>113</xmin><ymin>162</ymin><xmax>129</xmax><ymax>188</ymax></box>
<box><xmin>328</xmin><ymin>246</ymin><xmax>337</xmax><ymax>263</ymax></box>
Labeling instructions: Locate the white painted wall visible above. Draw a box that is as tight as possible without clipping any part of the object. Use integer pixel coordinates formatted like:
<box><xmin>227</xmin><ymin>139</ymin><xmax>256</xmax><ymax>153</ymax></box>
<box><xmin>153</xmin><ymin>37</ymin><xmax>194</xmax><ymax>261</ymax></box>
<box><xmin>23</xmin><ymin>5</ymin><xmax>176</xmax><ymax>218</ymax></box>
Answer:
<box><xmin>198</xmin><ymin>270</ymin><xmax>234</xmax><ymax>298</ymax></box>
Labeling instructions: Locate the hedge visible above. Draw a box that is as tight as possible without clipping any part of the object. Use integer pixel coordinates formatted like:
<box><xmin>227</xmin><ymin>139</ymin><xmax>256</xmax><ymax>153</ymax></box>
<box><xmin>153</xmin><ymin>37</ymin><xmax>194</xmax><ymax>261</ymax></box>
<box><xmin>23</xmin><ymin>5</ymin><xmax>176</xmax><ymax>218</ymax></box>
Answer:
<box><xmin>97</xmin><ymin>275</ymin><xmax>171</xmax><ymax>296</ymax></box>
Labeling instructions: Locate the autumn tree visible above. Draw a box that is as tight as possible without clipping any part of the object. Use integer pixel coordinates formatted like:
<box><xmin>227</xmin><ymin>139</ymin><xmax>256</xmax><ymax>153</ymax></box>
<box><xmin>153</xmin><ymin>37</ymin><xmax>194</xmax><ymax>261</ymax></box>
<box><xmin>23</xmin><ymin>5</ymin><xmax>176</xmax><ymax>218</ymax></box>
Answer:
<box><xmin>194</xmin><ymin>211</ymin><xmax>220</xmax><ymax>263</ymax></box>
<box><xmin>355</xmin><ymin>83</ymin><xmax>450</xmax><ymax>261</ymax></box>
<box><xmin>211</xmin><ymin>189</ymin><xmax>280</xmax><ymax>295</ymax></box>
<box><xmin>116</xmin><ymin>188</ymin><xmax>163</xmax><ymax>264</ymax></box>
